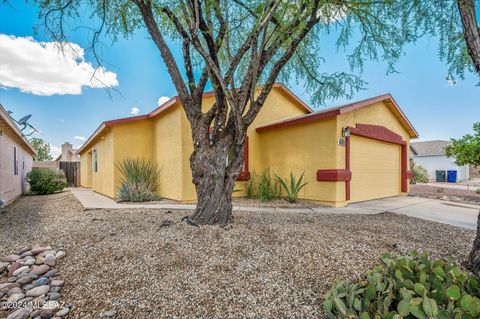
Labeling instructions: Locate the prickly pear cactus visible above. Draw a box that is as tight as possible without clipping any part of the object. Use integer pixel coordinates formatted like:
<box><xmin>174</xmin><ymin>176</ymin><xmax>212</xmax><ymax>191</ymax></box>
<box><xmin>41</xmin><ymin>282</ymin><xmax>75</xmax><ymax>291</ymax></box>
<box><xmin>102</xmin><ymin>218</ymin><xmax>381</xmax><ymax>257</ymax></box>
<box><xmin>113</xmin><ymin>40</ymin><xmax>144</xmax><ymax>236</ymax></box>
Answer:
<box><xmin>323</xmin><ymin>252</ymin><xmax>480</xmax><ymax>318</ymax></box>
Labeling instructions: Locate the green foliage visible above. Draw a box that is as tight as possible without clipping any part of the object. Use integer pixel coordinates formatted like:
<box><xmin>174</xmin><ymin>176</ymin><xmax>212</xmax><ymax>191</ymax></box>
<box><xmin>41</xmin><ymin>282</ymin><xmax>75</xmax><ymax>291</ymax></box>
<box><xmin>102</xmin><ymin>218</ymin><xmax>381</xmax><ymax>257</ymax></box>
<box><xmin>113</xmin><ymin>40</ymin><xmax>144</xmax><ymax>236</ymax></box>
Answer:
<box><xmin>27</xmin><ymin>168</ymin><xmax>67</xmax><ymax>195</ymax></box>
<box><xmin>116</xmin><ymin>158</ymin><xmax>160</xmax><ymax>202</ymax></box>
<box><xmin>476</xmin><ymin>188</ymin><xmax>480</xmax><ymax>194</ymax></box>
<box><xmin>324</xmin><ymin>252</ymin><xmax>480</xmax><ymax>319</ymax></box>
<box><xmin>244</xmin><ymin>169</ymin><xmax>280</xmax><ymax>201</ymax></box>
<box><xmin>275</xmin><ymin>172</ymin><xmax>308</xmax><ymax>203</ymax></box>
<box><xmin>411</xmin><ymin>164</ymin><xmax>429</xmax><ymax>184</ymax></box>
<box><xmin>35</xmin><ymin>0</ymin><xmax>445</xmax><ymax>106</ymax></box>
<box><xmin>244</xmin><ymin>172</ymin><xmax>257</xmax><ymax>199</ymax></box>
<box><xmin>446</xmin><ymin>122</ymin><xmax>480</xmax><ymax>167</ymax></box>
<box><xmin>30</xmin><ymin>137</ymin><xmax>53</xmax><ymax>161</ymax></box>
<box><xmin>257</xmin><ymin>168</ymin><xmax>281</xmax><ymax>202</ymax></box>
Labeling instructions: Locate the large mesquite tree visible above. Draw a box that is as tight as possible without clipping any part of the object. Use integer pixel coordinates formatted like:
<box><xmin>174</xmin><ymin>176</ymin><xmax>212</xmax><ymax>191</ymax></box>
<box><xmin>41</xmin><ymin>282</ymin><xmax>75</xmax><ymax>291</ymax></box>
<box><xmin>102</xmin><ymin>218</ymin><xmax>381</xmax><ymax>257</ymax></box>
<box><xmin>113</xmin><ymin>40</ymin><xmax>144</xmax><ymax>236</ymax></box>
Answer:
<box><xmin>38</xmin><ymin>0</ymin><xmax>431</xmax><ymax>225</ymax></box>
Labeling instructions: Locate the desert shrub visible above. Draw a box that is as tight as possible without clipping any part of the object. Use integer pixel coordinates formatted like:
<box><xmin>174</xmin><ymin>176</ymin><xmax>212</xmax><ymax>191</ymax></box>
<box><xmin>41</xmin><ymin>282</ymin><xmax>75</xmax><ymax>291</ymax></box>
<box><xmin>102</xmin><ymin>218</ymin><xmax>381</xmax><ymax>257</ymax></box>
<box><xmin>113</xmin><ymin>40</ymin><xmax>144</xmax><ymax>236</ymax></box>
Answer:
<box><xmin>244</xmin><ymin>172</ymin><xmax>257</xmax><ymax>198</ymax></box>
<box><xmin>275</xmin><ymin>172</ymin><xmax>308</xmax><ymax>203</ymax></box>
<box><xmin>27</xmin><ymin>168</ymin><xmax>67</xmax><ymax>195</ymax></box>
<box><xmin>412</xmin><ymin>164</ymin><xmax>429</xmax><ymax>184</ymax></box>
<box><xmin>116</xmin><ymin>158</ymin><xmax>160</xmax><ymax>202</ymax></box>
<box><xmin>257</xmin><ymin>168</ymin><xmax>281</xmax><ymax>201</ymax></box>
<box><xmin>324</xmin><ymin>252</ymin><xmax>480</xmax><ymax>319</ymax></box>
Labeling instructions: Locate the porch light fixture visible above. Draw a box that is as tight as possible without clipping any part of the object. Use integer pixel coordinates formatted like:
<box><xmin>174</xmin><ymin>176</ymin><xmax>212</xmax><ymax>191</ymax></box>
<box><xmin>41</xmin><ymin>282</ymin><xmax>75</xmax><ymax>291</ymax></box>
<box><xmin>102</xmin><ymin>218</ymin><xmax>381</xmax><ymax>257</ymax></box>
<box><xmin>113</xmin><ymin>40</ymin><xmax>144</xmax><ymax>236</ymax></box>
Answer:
<box><xmin>342</xmin><ymin>127</ymin><xmax>350</xmax><ymax>137</ymax></box>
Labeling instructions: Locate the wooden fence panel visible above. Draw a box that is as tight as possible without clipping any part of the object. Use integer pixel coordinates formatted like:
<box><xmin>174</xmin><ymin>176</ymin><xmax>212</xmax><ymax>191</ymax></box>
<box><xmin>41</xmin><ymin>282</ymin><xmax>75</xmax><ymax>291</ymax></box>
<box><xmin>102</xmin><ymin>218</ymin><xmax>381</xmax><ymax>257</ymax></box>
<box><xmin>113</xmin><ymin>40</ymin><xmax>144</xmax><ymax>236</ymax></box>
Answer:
<box><xmin>59</xmin><ymin>161</ymin><xmax>80</xmax><ymax>187</ymax></box>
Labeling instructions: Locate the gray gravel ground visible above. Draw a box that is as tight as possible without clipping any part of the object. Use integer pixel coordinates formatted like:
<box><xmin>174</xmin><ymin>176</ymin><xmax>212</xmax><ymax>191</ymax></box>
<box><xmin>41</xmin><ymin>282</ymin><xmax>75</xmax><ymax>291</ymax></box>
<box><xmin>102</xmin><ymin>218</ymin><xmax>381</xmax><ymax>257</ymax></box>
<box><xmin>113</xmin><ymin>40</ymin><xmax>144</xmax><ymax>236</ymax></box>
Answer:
<box><xmin>411</xmin><ymin>184</ymin><xmax>480</xmax><ymax>204</ymax></box>
<box><xmin>0</xmin><ymin>192</ymin><xmax>474</xmax><ymax>318</ymax></box>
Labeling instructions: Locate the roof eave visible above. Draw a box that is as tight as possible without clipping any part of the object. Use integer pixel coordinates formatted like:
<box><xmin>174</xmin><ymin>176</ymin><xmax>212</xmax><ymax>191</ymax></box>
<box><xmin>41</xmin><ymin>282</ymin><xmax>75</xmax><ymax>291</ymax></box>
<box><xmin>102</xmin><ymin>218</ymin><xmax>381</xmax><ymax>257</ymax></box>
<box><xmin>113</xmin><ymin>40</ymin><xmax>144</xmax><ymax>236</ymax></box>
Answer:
<box><xmin>0</xmin><ymin>105</ymin><xmax>37</xmax><ymax>155</ymax></box>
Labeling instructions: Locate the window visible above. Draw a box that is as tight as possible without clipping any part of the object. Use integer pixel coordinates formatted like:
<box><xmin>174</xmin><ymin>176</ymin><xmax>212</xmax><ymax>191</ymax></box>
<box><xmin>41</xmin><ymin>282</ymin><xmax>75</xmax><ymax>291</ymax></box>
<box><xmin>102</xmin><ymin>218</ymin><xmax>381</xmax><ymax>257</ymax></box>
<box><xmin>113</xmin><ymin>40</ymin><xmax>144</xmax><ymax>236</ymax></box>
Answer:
<box><xmin>92</xmin><ymin>149</ymin><xmax>98</xmax><ymax>173</ymax></box>
<box><xmin>13</xmin><ymin>147</ymin><xmax>18</xmax><ymax>175</ymax></box>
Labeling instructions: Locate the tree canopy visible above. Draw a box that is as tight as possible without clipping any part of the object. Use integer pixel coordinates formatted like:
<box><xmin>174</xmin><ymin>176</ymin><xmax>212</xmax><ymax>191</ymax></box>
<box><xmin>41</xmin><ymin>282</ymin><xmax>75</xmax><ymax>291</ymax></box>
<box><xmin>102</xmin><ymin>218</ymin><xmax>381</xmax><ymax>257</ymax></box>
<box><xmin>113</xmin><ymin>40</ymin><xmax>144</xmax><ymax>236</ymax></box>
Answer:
<box><xmin>445</xmin><ymin>122</ymin><xmax>480</xmax><ymax>167</ymax></box>
<box><xmin>30</xmin><ymin>137</ymin><xmax>53</xmax><ymax>161</ymax></box>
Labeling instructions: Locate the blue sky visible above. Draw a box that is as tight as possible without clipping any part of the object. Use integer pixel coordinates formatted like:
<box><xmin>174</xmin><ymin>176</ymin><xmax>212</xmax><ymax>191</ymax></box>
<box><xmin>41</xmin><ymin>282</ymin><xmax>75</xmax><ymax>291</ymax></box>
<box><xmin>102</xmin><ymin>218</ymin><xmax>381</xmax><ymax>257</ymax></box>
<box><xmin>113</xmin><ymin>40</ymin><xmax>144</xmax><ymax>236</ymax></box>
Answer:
<box><xmin>0</xmin><ymin>2</ymin><xmax>478</xmax><ymax>157</ymax></box>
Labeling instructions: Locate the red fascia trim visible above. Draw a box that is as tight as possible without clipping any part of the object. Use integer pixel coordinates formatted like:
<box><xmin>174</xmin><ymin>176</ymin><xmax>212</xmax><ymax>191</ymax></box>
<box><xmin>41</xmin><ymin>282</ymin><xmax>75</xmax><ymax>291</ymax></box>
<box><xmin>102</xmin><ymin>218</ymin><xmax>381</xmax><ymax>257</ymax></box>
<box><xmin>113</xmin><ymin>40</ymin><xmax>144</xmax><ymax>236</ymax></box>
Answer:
<box><xmin>348</xmin><ymin>124</ymin><xmax>406</xmax><ymax>145</ymax></box>
<box><xmin>273</xmin><ymin>83</ymin><xmax>314</xmax><ymax>113</ymax></box>
<box><xmin>104</xmin><ymin>115</ymin><xmax>149</xmax><ymax>127</ymax></box>
<box><xmin>316</xmin><ymin>169</ymin><xmax>351</xmax><ymax>182</ymax></box>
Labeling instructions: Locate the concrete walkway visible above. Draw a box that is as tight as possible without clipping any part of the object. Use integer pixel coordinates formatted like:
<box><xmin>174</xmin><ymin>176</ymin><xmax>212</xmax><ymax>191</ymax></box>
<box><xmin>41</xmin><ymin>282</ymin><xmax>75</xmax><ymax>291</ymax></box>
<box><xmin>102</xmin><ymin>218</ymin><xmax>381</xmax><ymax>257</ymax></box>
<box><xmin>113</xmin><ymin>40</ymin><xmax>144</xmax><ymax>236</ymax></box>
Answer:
<box><xmin>70</xmin><ymin>188</ymin><xmax>479</xmax><ymax>230</ymax></box>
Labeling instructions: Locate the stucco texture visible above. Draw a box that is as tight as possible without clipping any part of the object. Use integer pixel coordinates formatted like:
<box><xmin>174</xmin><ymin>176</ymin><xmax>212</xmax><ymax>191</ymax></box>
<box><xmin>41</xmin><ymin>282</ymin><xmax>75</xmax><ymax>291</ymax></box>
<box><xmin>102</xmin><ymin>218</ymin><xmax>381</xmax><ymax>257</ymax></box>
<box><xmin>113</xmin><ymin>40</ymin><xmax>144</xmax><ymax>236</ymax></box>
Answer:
<box><xmin>78</xmin><ymin>87</ymin><xmax>416</xmax><ymax>206</ymax></box>
<box><xmin>0</xmin><ymin>118</ymin><xmax>34</xmax><ymax>204</ymax></box>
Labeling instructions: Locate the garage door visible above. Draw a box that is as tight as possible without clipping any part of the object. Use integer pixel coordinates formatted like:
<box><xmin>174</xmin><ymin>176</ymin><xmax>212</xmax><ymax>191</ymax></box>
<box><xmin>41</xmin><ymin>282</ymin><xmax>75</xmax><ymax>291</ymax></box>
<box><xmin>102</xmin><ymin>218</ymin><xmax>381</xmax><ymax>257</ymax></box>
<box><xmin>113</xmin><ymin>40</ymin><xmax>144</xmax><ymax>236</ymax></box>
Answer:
<box><xmin>350</xmin><ymin>135</ymin><xmax>401</xmax><ymax>202</ymax></box>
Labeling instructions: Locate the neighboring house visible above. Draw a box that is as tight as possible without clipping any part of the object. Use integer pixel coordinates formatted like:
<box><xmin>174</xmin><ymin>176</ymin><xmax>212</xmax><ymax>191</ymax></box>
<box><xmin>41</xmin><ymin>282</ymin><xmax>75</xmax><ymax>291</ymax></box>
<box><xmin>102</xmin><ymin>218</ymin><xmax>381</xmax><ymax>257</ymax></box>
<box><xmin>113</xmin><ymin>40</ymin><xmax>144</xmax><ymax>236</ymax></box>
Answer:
<box><xmin>411</xmin><ymin>140</ymin><xmax>470</xmax><ymax>181</ymax></box>
<box><xmin>77</xmin><ymin>84</ymin><xmax>418</xmax><ymax>207</ymax></box>
<box><xmin>55</xmin><ymin>142</ymin><xmax>80</xmax><ymax>162</ymax></box>
<box><xmin>0</xmin><ymin>104</ymin><xmax>36</xmax><ymax>204</ymax></box>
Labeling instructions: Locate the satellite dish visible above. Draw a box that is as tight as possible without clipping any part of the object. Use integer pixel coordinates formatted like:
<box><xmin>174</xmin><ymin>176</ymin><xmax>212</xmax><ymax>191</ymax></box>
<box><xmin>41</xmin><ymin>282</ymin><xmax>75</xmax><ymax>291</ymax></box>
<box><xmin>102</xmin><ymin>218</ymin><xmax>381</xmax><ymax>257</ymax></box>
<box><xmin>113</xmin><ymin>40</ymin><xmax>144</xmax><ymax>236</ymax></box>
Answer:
<box><xmin>7</xmin><ymin>111</ymin><xmax>39</xmax><ymax>136</ymax></box>
<box><xmin>17</xmin><ymin>115</ymin><xmax>32</xmax><ymax>126</ymax></box>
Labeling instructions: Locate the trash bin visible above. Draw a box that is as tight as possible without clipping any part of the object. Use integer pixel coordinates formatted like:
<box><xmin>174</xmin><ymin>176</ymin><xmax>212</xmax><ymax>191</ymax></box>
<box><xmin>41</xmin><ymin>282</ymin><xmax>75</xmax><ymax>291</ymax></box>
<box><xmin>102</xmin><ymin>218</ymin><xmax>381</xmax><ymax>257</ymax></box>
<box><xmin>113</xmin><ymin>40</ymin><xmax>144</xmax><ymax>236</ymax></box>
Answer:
<box><xmin>435</xmin><ymin>170</ymin><xmax>446</xmax><ymax>182</ymax></box>
<box><xmin>447</xmin><ymin>170</ymin><xmax>457</xmax><ymax>183</ymax></box>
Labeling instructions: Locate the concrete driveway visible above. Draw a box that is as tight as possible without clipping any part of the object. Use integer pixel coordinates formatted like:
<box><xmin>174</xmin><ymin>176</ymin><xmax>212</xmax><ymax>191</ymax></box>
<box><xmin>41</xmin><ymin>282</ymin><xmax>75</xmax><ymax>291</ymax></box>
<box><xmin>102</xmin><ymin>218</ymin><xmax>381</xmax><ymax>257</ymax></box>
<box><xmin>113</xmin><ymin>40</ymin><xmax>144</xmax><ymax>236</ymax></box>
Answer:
<box><xmin>71</xmin><ymin>188</ymin><xmax>478</xmax><ymax>230</ymax></box>
<box><xmin>322</xmin><ymin>196</ymin><xmax>478</xmax><ymax>230</ymax></box>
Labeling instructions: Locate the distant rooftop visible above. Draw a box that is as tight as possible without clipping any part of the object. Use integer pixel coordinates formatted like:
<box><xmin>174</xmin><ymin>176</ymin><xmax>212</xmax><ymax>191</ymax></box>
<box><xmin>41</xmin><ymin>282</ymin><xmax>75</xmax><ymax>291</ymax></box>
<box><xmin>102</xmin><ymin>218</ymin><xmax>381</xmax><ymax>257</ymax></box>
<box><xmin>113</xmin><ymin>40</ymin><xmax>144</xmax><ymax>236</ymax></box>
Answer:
<box><xmin>411</xmin><ymin>140</ymin><xmax>451</xmax><ymax>156</ymax></box>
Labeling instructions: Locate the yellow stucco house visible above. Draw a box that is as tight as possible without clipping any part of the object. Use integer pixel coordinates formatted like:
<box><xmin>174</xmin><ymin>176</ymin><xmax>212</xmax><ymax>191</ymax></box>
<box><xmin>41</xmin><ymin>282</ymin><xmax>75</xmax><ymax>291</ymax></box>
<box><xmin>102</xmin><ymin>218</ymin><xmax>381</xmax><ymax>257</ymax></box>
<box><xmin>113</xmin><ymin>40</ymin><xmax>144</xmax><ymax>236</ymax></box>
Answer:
<box><xmin>77</xmin><ymin>84</ymin><xmax>418</xmax><ymax>207</ymax></box>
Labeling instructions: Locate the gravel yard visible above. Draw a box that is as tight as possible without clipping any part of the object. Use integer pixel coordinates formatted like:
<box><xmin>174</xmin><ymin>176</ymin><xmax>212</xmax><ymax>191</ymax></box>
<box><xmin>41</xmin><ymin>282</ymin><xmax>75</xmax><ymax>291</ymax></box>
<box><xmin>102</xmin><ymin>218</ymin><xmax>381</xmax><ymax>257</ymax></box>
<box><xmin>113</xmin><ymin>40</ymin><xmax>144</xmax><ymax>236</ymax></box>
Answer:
<box><xmin>411</xmin><ymin>184</ymin><xmax>480</xmax><ymax>204</ymax></box>
<box><xmin>0</xmin><ymin>192</ymin><xmax>475</xmax><ymax>318</ymax></box>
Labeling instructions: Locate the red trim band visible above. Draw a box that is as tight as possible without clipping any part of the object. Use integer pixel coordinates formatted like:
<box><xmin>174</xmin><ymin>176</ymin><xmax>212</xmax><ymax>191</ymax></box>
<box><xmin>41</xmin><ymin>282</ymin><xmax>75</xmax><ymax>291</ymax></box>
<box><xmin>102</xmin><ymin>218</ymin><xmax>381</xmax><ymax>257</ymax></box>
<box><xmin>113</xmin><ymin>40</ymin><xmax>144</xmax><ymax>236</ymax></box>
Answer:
<box><xmin>407</xmin><ymin>170</ymin><xmax>413</xmax><ymax>179</ymax></box>
<box><xmin>237</xmin><ymin>171</ymin><xmax>251</xmax><ymax>181</ymax></box>
<box><xmin>316</xmin><ymin>169</ymin><xmax>351</xmax><ymax>181</ymax></box>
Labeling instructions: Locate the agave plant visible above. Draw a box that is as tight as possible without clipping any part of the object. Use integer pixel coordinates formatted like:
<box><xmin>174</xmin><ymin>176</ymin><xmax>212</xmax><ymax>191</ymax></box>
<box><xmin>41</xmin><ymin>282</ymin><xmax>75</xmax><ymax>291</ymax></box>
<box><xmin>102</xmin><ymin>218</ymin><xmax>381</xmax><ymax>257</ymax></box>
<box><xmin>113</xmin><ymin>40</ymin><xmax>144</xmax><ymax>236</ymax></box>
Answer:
<box><xmin>116</xmin><ymin>158</ymin><xmax>160</xmax><ymax>202</ymax></box>
<box><xmin>274</xmin><ymin>172</ymin><xmax>308</xmax><ymax>203</ymax></box>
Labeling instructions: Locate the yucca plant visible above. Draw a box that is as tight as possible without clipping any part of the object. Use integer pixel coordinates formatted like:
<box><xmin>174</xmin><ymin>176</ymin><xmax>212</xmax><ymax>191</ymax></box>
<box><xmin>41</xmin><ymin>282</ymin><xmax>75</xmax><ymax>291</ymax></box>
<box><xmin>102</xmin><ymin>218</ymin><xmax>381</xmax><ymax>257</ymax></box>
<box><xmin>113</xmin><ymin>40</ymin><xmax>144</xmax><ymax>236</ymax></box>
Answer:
<box><xmin>275</xmin><ymin>172</ymin><xmax>308</xmax><ymax>203</ymax></box>
<box><xmin>116</xmin><ymin>158</ymin><xmax>161</xmax><ymax>202</ymax></box>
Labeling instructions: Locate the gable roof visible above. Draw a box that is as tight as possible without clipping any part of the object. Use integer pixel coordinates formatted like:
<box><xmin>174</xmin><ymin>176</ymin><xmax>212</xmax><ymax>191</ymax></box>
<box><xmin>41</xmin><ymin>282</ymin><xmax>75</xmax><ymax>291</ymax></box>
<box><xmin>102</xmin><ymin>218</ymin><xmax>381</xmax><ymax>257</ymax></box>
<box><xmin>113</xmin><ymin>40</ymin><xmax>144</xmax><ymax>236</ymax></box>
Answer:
<box><xmin>255</xmin><ymin>94</ymin><xmax>419</xmax><ymax>138</ymax></box>
<box><xmin>54</xmin><ymin>149</ymin><xmax>79</xmax><ymax>161</ymax></box>
<box><xmin>0</xmin><ymin>104</ymin><xmax>37</xmax><ymax>155</ymax></box>
<box><xmin>411</xmin><ymin>140</ymin><xmax>451</xmax><ymax>156</ymax></box>
<box><xmin>76</xmin><ymin>84</ymin><xmax>313</xmax><ymax>154</ymax></box>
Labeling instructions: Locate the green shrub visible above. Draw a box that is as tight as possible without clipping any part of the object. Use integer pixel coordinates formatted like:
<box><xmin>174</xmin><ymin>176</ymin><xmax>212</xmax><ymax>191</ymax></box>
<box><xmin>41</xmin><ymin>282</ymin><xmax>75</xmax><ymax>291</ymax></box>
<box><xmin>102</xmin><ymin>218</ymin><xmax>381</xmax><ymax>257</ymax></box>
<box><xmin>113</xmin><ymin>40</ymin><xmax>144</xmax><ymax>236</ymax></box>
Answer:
<box><xmin>244</xmin><ymin>172</ymin><xmax>257</xmax><ymax>199</ymax></box>
<box><xmin>476</xmin><ymin>188</ymin><xmax>480</xmax><ymax>194</ymax></box>
<box><xmin>275</xmin><ymin>172</ymin><xmax>308</xmax><ymax>203</ymax></box>
<box><xmin>257</xmin><ymin>168</ymin><xmax>281</xmax><ymax>201</ymax></box>
<box><xmin>27</xmin><ymin>168</ymin><xmax>67</xmax><ymax>195</ymax></box>
<box><xmin>116</xmin><ymin>158</ymin><xmax>160</xmax><ymax>202</ymax></box>
<box><xmin>412</xmin><ymin>164</ymin><xmax>429</xmax><ymax>184</ymax></box>
<box><xmin>324</xmin><ymin>252</ymin><xmax>480</xmax><ymax>319</ymax></box>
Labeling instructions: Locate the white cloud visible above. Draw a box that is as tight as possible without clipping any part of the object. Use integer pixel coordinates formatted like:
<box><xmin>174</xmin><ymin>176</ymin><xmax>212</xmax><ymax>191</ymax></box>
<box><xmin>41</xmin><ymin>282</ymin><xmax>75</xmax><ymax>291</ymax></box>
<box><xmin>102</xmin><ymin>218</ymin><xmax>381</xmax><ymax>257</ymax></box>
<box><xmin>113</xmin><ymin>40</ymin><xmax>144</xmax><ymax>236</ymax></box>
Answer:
<box><xmin>74</xmin><ymin>136</ymin><xmax>86</xmax><ymax>141</ymax></box>
<box><xmin>130</xmin><ymin>107</ymin><xmax>140</xmax><ymax>115</ymax></box>
<box><xmin>50</xmin><ymin>145</ymin><xmax>61</xmax><ymax>158</ymax></box>
<box><xmin>158</xmin><ymin>96</ymin><xmax>170</xmax><ymax>106</ymax></box>
<box><xmin>0</xmin><ymin>34</ymin><xmax>119</xmax><ymax>96</ymax></box>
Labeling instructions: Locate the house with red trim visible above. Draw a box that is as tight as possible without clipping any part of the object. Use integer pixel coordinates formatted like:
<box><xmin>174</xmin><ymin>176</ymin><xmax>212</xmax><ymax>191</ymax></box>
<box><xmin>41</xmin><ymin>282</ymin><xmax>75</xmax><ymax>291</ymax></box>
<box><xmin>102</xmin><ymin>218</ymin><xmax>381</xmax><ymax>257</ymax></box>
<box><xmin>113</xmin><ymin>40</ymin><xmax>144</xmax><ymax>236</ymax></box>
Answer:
<box><xmin>77</xmin><ymin>84</ymin><xmax>418</xmax><ymax>207</ymax></box>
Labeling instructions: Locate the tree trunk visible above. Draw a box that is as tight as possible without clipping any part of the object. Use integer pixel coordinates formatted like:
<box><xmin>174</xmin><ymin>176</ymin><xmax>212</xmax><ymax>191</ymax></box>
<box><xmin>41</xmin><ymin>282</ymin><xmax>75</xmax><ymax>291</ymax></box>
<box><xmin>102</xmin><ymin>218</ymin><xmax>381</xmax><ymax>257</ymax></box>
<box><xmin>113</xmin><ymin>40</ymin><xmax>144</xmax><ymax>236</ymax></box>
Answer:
<box><xmin>468</xmin><ymin>210</ymin><xmax>480</xmax><ymax>273</ymax></box>
<box><xmin>188</xmin><ymin>137</ymin><xmax>245</xmax><ymax>226</ymax></box>
<box><xmin>457</xmin><ymin>0</ymin><xmax>480</xmax><ymax>74</ymax></box>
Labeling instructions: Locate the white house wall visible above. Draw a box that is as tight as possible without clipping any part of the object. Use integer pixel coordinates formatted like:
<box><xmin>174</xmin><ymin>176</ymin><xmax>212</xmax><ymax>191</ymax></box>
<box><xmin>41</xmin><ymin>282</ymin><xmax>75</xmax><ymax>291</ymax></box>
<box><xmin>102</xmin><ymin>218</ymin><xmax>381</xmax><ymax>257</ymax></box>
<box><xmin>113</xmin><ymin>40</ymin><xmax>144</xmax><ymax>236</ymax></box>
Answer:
<box><xmin>413</xmin><ymin>155</ymin><xmax>469</xmax><ymax>181</ymax></box>
<box><xmin>0</xmin><ymin>129</ymin><xmax>33</xmax><ymax>204</ymax></box>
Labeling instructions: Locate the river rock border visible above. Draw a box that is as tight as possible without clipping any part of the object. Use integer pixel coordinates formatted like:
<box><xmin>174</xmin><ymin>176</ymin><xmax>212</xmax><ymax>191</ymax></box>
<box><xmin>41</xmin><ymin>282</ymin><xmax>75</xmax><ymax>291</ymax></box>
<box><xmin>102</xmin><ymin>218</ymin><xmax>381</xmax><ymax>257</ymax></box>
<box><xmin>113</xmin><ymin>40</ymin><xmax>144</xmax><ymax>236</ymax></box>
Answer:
<box><xmin>0</xmin><ymin>245</ymin><xmax>73</xmax><ymax>319</ymax></box>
